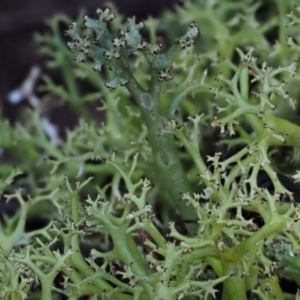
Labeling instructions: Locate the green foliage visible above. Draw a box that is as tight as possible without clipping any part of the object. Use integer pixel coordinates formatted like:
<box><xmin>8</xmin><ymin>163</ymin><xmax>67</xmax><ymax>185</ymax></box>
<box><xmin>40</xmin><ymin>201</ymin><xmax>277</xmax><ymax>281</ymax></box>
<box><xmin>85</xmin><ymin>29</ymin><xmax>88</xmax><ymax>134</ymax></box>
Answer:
<box><xmin>1</xmin><ymin>1</ymin><xmax>300</xmax><ymax>299</ymax></box>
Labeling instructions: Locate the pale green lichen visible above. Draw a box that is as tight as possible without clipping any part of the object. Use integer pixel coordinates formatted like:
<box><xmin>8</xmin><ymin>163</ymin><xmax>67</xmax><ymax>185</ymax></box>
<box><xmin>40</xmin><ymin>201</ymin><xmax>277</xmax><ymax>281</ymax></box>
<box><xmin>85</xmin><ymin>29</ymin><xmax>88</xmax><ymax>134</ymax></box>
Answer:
<box><xmin>1</xmin><ymin>2</ymin><xmax>300</xmax><ymax>300</ymax></box>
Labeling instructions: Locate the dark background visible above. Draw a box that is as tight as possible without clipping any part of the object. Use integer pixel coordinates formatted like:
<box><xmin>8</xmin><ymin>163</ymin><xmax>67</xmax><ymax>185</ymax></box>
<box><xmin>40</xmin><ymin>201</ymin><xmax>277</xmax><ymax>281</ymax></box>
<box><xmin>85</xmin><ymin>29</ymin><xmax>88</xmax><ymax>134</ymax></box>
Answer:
<box><xmin>0</xmin><ymin>0</ymin><xmax>178</xmax><ymax>120</ymax></box>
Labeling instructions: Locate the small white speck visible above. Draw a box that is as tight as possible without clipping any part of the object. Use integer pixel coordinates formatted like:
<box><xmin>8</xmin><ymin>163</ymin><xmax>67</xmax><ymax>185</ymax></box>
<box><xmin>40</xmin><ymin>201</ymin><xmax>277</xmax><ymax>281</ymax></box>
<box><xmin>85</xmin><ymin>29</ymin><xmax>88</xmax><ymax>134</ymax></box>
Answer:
<box><xmin>126</xmin><ymin>213</ymin><xmax>134</xmax><ymax>220</ymax></box>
